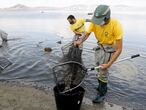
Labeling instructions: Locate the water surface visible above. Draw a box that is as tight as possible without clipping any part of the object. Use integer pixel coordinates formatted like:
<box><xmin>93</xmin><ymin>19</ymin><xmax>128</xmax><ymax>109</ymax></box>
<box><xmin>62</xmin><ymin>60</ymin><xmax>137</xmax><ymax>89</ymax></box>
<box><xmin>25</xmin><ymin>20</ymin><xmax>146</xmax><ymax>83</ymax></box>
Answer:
<box><xmin>0</xmin><ymin>10</ymin><xmax>146</xmax><ymax>109</ymax></box>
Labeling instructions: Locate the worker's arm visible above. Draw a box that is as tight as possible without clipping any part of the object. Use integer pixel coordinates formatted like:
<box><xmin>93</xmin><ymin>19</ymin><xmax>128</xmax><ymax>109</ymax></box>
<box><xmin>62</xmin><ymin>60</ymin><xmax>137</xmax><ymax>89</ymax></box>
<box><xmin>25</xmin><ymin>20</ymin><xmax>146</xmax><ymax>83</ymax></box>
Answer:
<box><xmin>74</xmin><ymin>32</ymin><xmax>91</xmax><ymax>46</ymax></box>
<box><xmin>101</xmin><ymin>39</ymin><xmax>123</xmax><ymax>69</ymax></box>
<box><xmin>73</xmin><ymin>31</ymin><xmax>82</xmax><ymax>36</ymax></box>
<box><xmin>82</xmin><ymin>32</ymin><xmax>91</xmax><ymax>42</ymax></box>
<box><xmin>74</xmin><ymin>21</ymin><xmax>93</xmax><ymax>46</ymax></box>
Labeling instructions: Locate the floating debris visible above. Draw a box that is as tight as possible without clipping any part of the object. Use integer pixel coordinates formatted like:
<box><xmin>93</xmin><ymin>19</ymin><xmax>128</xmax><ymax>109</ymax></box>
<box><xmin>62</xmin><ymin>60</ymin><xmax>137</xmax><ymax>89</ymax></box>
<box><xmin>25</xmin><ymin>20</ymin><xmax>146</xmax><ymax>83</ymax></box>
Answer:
<box><xmin>56</xmin><ymin>40</ymin><xmax>62</xmax><ymax>44</ymax></box>
<box><xmin>44</xmin><ymin>47</ymin><xmax>52</xmax><ymax>52</ymax></box>
<box><xmin>0</xmin><ymin>57</ymin><xmax>12</xmax><ymax>70</ymax></box>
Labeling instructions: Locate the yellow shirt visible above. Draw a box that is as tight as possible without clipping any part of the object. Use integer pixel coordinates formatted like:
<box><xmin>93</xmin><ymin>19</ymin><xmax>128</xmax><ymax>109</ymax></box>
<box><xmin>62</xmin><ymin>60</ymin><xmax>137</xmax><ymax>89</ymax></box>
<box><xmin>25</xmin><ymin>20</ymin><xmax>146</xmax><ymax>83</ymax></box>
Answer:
<box><xmin>70</xmin><ymin>18</ymin><xmax>86</xmax><ymax>33</ymax></box>
<box><xmin>87</xmin><ymin>18</ymin><xmax>123</xmax><ymax>45</ymax></box>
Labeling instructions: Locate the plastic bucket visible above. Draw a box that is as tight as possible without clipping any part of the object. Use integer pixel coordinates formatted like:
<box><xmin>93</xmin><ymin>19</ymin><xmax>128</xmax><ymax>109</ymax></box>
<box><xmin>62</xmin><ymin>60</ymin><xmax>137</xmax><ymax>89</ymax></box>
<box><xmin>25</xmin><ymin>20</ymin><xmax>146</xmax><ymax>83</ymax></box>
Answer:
<box><xmin>53</xmin><ymin>84</ymin><xmax>85</xmax><ymax>110</ymax></box>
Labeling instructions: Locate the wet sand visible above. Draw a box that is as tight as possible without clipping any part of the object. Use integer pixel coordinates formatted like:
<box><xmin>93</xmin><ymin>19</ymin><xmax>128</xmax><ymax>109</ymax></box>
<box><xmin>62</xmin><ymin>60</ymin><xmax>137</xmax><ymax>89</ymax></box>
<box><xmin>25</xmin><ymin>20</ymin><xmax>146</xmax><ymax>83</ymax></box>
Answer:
<box><xmin>0</xmin><ymin>82</ymin><xmax>132</xmax><ymax>110</ymax></box>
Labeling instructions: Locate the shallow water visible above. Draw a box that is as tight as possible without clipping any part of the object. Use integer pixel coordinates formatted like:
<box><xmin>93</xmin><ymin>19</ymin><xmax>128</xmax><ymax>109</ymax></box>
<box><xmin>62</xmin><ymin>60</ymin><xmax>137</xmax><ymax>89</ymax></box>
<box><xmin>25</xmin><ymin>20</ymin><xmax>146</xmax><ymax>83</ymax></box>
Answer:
<box><xmin>0</xmin><ymin>10</ymin><xmax>146</xmax><ymax>109</ymax></box>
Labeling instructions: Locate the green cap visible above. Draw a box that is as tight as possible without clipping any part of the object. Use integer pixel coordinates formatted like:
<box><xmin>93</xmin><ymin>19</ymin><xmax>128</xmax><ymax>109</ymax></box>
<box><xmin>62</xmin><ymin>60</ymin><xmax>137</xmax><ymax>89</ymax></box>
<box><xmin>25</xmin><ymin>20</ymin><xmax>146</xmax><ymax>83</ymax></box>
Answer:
<box><xmin>92</xmin><ymin>5</ymin><xmax>110</xmax><ymax>25</ymax></box>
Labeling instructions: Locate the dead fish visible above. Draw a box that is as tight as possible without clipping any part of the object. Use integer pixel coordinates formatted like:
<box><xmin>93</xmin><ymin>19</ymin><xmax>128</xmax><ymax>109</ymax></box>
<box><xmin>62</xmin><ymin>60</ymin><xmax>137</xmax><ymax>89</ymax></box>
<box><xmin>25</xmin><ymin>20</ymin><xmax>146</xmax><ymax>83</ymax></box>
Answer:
<box><xmin>44</xmin><ymin>47</ymin><xmax>52</xmax><ymax>52</ymax></box>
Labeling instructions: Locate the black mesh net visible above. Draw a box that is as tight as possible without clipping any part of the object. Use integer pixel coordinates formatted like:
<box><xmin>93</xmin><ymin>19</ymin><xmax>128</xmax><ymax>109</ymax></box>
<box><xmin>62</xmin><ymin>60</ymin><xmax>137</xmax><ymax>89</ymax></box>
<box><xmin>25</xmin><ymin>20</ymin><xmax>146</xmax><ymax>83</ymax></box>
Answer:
<box><xmin>53</xmin><ymin>43</ymin><xmax>87</xmax><ymax>93</ymax></box>
<box><xmin>61</xmin><ymin>42</ymin><xmax>73</xmax><ymax>56</ymax></box>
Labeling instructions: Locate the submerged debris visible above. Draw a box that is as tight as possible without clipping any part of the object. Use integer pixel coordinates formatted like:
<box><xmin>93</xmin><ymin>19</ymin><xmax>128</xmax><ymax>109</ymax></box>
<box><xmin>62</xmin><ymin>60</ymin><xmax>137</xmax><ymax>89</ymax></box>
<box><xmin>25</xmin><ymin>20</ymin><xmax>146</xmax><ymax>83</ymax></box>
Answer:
<box><xmin>0</xmin><ymin>57</ymin><xmax>12</xmax><ymax>70</ymax></box>
<box><xmin>44</xmin><ymin>47</ymin><xmax>52</xmax><ymax>52</ymax></box>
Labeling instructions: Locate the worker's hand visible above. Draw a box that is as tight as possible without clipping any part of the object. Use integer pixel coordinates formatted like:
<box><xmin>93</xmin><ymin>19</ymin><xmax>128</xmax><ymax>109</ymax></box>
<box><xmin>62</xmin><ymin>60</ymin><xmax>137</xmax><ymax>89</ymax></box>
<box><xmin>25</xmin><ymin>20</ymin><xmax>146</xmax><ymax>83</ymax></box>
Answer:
<box><xmin>100</xmin><ymin>63</ymin><xmax>111</xmax><ymax>70</ymax></box>
<box><xmin>73</xmin><ymin>41</ymin><xmax>78</xmax><ymax>46</ymax></box>
<box><xmin>73</xmin><ymin>40</ymin><xmax>82</xmax><ymax>46</ymax></box>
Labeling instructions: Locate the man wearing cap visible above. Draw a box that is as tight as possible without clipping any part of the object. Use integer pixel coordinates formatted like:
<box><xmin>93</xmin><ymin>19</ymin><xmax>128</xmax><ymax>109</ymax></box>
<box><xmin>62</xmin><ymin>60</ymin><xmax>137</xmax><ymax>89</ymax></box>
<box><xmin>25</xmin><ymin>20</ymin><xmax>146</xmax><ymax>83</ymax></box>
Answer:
<box><xmin>74</xmin><ymin>5</ymin><xmax>123</xmax><ymax>103</ymax></box>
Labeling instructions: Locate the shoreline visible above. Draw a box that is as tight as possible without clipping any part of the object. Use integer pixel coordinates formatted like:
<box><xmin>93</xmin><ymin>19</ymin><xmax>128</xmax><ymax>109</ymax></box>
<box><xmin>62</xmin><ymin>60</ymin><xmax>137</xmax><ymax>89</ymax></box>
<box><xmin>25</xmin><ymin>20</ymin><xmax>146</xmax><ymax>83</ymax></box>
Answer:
<box><xmin>0</xmin><ymin>82</ymin><xmax>132</xmax><ymax>110</ymax></box>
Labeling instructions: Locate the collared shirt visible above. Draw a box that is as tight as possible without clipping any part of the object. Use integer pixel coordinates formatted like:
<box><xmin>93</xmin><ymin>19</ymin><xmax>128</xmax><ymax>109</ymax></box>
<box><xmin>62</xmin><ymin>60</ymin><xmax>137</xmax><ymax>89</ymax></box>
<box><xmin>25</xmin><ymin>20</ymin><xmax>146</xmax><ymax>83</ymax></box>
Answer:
<box><xmin>87</xmin><ymin>18</ymin><xmax>123</xmax><ymax>45</ymax></box>
<box><xmin>70</xmin><ymin>18</ymin><xmax>86</xmax><ymax>33</ymax></box>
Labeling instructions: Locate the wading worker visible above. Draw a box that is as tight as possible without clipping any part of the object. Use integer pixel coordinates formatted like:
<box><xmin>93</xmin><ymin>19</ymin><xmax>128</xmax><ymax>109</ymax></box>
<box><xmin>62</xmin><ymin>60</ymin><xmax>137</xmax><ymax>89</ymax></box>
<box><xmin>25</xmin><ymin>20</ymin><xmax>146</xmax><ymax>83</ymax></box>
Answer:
<box><xmin>74</xmin><ymin>5</ymin><xmax>123</xmax><ymax>103</ymax></box>
<box><xmin>67</xmin><ymin>15</ymin><xmax>90</xmax><ymax>53</ymax></box>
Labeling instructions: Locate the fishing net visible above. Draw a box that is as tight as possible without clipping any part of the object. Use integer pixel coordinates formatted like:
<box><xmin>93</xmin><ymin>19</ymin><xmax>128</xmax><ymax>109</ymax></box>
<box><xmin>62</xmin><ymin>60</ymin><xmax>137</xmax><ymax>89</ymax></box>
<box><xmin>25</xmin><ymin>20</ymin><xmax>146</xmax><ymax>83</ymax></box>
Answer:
<box><xmin>53</xmin><ymin>43</ymin><xmax>87</xmax><ymax>93</ymax></box>
<box><xmin>61</xmin><ymin>42</ymin><xmax>73</xmax><ymax>56</ymax></box>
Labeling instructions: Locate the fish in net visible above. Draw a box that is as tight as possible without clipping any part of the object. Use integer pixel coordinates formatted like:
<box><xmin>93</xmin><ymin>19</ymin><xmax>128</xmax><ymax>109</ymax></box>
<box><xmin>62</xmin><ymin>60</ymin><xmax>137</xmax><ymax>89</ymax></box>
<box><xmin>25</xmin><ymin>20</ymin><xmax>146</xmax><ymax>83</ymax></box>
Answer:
<box><xmin>53</xmin><ymin>44</ymin><xmax>86</xmax><ymax>93</ymax></box>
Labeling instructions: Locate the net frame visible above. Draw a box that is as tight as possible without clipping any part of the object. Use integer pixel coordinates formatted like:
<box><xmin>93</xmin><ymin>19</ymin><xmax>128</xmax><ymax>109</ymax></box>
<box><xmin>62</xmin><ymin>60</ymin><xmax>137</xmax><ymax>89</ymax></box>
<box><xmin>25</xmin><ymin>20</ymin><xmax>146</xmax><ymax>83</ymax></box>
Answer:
<box><xmin>61</xmin><ymin>42</ymin><xmax>73</xmax><ymax>56</ymax></box>
<box><xmin>52</xmin><ymin>61</ymin><xmax>87</xmax><ymax>93</ymax></box>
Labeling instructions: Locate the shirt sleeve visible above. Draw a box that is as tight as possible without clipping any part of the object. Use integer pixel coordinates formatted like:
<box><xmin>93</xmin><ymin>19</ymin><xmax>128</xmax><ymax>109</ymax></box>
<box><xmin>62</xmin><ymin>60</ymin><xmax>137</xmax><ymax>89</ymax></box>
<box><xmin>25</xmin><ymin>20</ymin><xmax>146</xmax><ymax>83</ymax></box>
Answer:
<box><xmin>70</xmin><ymin>25</ymin><xmax>75</xmax><ymax>31</ymax></box>
<box><xmin>114</xmin><ymin>20</ymin><xmax>123</xmax><ymax>40</ymax></box>
<box><xmin>86</xmin><ymin>22</ymin><xmax>94</xmax><ymax>34</ymax></box>
<box><xmin>81</xmin><ymin>18</ymin><xmax>85</xmax><ymax>24</ymax></box>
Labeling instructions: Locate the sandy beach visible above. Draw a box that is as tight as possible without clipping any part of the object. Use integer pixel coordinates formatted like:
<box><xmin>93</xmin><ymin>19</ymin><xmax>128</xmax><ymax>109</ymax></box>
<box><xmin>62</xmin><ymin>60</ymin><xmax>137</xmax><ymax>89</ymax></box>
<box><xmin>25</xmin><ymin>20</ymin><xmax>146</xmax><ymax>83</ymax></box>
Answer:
<box><xmin>0</xmin><ymin>82</ymin><xmax>132</xmax><ymax>110</ymax></box>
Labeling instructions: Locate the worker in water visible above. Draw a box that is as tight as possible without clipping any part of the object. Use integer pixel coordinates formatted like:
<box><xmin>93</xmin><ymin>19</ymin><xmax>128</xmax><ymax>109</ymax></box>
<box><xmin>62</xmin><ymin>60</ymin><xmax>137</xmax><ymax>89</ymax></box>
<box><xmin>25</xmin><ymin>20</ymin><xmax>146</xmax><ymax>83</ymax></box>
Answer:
<box><xmin>67</xmin><ymin>15</ymin><xmax>90</xmax><ymax>54</ymax></box>
<box><xmin>74</xmin><ymin>5</ymin><xmax>123</xmax><ymax>103</ymax></box>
